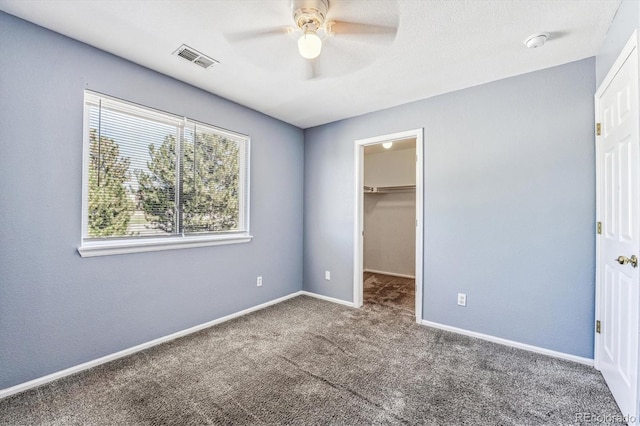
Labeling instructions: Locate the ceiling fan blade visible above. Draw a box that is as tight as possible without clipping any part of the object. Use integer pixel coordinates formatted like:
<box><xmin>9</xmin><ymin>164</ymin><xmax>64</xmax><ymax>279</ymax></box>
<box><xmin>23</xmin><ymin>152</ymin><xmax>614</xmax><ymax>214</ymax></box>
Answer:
<box><xmin>329</xmin><ymin>20</ymin><xmax>397</xmax><ymax>37</ymax></box>
<box><xmin>225</xmin><ymin>27</ymin><xmax>290</xmax><ymax>43</ymax></box>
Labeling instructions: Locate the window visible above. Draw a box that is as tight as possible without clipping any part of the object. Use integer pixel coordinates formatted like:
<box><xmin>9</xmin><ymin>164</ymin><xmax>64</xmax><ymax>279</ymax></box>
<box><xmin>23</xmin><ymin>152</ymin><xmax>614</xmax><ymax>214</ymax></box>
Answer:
<box><xmin>79</xmin><ymin>91</ymin><xmax>251</xmax><ymax>257</ymax></box>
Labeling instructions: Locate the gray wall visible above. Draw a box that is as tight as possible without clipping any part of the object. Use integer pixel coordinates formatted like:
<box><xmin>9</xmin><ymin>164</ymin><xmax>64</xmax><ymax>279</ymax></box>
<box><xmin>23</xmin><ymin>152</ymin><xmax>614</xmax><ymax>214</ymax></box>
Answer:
<box><xmin>304</xmin><ymin>58</ymin><xmax>596</xmax><ymax>358</ymax></box>
<box><xmin>0</xmin><ymin>12</ymin><xmax>304</xmax><ymax>389</ymax></box>
<box><xmin>596</xmin><ymin>0</ymin><xmax>640</xmax><ymax>87</ymax></box>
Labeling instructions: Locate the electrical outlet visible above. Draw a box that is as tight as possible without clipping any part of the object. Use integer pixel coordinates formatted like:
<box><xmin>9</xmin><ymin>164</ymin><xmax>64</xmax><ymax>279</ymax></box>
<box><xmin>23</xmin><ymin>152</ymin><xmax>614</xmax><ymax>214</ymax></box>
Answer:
<box><xmin>257</xmin><ymin>276</ymin><xmax>262</xmax><ymax>287</ymax></box>
<box><xmin>457</xmin><ymin>293</ymin><xmax>466</xmax><ymax>306</ymax></box>
<box><xmin>325</xmin><ymin>271</ymin><xmax>331</xmax><ymax>281</ymax></box>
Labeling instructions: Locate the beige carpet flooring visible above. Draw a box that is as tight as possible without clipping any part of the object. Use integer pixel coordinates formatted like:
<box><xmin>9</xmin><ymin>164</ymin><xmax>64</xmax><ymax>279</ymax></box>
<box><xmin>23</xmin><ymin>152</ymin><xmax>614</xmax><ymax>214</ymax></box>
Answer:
<box><xmin>0</xmin><ymin>296</ymin><xmax>624</xmax><ymax>425</ymax></box>
<box><xmin>363</xmin><ymin>272</ymin><xmax>415</xmax><ymax>315</ymax></box>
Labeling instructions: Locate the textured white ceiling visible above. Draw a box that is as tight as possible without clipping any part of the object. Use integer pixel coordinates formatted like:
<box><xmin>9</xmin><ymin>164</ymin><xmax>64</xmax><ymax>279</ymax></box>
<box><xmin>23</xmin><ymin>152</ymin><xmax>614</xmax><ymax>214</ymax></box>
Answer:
<box><xmin>0</xmin><ymin>0</ymin><xmax>621</xmax><ymax>129</ymax></box>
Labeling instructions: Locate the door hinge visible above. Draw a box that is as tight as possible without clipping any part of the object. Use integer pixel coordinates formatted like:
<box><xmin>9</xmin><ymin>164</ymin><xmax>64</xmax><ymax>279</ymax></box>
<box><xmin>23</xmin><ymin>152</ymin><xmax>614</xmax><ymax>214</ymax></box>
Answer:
<box><xmin>597</xmin><ymin>221</ymin><xmax>602</xmax><ymax>235</ymax></box>
<box><xmin>596</xmin><ymin>320</ymin><xmax>601</xmax><ymax>334</ymax></box>
<box><xmin>596</xmin><ymin>122</ymin><xmax>601</xmax><ymax>136</ymax></box>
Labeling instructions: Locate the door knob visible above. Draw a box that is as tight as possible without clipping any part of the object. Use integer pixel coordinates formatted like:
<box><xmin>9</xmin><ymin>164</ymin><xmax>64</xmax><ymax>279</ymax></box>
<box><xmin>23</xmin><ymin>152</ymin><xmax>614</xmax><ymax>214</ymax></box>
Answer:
<box><xmin>616</xmin><ymin>255</ymin><xmax>629</xmax><ymax>265</ymax></box>
<box><xmin>615</xmin><ymin>255</ymin><xmax>638</xmax><ymax>268</ymax></box>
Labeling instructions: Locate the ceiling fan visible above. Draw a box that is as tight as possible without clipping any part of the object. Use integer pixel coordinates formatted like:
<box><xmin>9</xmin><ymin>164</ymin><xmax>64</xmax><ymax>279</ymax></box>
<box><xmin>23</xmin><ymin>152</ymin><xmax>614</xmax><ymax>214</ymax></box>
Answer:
<box><xmin>225</xmin><ymin>0</ymin><xmax>398</xmax><ymax>78</ymax></box>
<box><xmin>293</xmin><ymin>0</ymin><xmax>333</xmax><ymax>59</ymax></box>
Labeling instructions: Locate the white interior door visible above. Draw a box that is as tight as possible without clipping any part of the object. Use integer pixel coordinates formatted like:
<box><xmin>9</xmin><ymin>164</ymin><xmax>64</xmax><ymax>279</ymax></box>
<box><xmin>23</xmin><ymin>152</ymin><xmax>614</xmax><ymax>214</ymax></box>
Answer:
<box><xmin>595</xmin><ymin>31</ymin><xmax>640</xmax><ymax>422</ymax></box>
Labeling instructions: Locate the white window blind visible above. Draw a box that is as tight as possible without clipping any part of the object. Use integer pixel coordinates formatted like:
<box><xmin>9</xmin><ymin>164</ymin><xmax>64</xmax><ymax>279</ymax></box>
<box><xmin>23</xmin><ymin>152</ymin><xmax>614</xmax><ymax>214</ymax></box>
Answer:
<box><xmin>80</xmin><ymin>91</ymin><xmax>251</xmax><ymax>256</ymax></box>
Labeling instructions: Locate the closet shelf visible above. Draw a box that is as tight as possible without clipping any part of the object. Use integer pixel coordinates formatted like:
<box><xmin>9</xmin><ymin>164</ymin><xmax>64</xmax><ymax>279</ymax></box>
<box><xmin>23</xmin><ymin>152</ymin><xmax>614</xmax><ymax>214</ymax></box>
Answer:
<box><xmin>364</xmin><ymin>185</ymin><xmax>416</xmax><ymax>193</ymax></box>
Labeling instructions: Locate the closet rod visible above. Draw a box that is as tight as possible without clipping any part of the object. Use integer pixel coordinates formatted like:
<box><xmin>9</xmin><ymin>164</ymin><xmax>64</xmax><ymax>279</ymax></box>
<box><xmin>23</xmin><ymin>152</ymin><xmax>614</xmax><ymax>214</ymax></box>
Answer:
<box><xmin>364</xmin><ymin>185</ymin><xmax>416</xmax><ymax>193</ymax></box>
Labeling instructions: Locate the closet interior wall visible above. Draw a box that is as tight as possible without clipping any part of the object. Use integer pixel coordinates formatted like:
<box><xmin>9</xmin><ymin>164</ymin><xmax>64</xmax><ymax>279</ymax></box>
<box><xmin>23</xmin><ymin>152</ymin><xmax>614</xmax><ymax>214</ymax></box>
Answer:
<box><xmin>363</xmin><ymin>143</ymin><xmax>416</xmax><ymax>278</ymax></box>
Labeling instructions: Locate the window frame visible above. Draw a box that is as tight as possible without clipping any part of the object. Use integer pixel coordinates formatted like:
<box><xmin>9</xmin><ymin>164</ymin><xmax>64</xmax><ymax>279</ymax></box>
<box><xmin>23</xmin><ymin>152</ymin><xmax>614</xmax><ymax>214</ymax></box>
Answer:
<box><xmin>78</xmin><ymin>91</ymin><xmax>252</xmax><ymax>258</ymax></box>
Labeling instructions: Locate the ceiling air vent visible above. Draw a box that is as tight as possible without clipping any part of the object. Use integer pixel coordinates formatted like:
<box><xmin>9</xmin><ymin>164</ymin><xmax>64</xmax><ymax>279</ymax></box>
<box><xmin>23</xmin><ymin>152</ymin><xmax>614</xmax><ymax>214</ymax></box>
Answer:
<box><xmin>173</xmin><ymin>44</ymin><xmax>219</xmax><ymax>69</ymax></box>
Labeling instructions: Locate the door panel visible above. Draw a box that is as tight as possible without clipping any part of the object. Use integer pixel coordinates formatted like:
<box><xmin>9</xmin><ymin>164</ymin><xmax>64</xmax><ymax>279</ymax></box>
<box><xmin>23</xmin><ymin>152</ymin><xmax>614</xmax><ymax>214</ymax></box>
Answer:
<box><xmin>620</xmin><ymin>137</ymin><xmax>632</xmax><ymax>241</ymax></box>
<box><xmin>603</xmin><ymin>264</ymin><xmax>615</xmax><ymax>361</ymax></box>
<box><xmin>604</xmin><ymin>149</ymin><xmax>615</xmax><ymax>237</ymax></box>
<box><xmin>618</xmin><ymin>272</ymin><xmax>634</xmax><ymax>387</ymax></box>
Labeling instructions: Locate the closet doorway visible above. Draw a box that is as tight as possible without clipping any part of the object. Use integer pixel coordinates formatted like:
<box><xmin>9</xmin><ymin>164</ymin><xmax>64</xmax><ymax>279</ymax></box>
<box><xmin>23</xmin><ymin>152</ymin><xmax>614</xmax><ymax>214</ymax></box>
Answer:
<box><xmin>353</xmin><ymin>129</ymin><xmax>424</xmax><ymax>323</ymax></box>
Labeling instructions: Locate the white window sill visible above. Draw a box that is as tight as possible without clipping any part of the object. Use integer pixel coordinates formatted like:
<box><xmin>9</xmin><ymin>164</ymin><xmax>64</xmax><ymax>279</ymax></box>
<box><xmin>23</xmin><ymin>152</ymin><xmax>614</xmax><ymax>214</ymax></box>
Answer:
<box><xmin>78</xmin><ymin>233</ymin><xmax>253</xmax><ymax>257</ymax></box>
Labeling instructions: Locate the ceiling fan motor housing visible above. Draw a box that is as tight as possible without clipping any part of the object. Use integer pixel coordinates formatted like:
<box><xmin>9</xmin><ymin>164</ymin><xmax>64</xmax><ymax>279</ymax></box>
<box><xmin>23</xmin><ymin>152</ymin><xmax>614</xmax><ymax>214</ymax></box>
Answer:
<box><xmin>292</xmin><ymin>0</ymin><xmax>329</xmax><ymax>30</ymax></box>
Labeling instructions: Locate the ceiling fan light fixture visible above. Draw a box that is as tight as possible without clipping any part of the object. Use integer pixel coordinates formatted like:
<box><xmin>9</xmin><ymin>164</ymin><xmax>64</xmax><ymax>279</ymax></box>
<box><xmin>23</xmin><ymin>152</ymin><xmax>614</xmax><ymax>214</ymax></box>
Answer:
<box><xmin>298</xmin><ymin>30</ymin><xmax>322</xmax><ymax>59</ymax></box>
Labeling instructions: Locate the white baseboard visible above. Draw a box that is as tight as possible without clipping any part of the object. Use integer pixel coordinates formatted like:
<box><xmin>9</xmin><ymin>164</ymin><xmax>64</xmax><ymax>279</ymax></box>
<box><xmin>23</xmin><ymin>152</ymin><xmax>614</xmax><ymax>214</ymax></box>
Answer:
<box><xmin>364</xmin><ymin>269</ymin><xmax>415</xmax><ymax>279</ymax></box>
<box><xmin>0</xmin><ymin>291</ymin><xmax>303</xmax><ymax>400</ymax></box>
<box><xmin>421</xmin><ymin>320</ymin><xmax>594</xmax><ymax>366</ymax></box>
<box><xmin>300</xmin><ymin>291</ymin><xmax>355</xmax><ymax>307</ymax></box>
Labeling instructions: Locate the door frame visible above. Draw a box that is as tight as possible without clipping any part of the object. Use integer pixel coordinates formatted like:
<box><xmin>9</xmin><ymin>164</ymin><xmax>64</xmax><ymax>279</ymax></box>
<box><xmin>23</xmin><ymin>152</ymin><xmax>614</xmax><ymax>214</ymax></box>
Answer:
<box><xmin>353</xmin><ymin>128</ymin><xmax>424</xmax><ymax>323</ymax></box>
<box><xmin>594</xmin><ymin>29</ymin><xmax>640</xmax><ymax>423</ymax></box>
